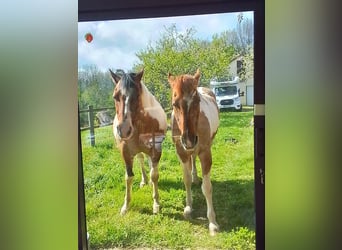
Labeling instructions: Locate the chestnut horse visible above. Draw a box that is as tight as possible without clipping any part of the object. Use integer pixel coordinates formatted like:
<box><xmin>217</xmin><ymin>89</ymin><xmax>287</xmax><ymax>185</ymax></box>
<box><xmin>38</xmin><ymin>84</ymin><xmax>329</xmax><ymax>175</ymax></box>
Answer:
<box><xmin>168</xmin><ymin>69</ymin><xmax>220</xmax><ymax>235</ymax></box>
<box><xmin>109</xmin><ymin>69</ymin><xmax>167</xmax><ymax>215</ymax></box>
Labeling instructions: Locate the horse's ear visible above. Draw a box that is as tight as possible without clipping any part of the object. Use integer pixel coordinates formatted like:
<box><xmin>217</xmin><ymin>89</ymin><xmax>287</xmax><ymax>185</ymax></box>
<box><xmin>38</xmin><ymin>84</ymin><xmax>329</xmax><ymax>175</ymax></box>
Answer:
<box><xmin>109</xmin><ymin>69</ymin><xmax>120</xmax><ymax>85</ymax></box>
<box><xmin>136</xmin><ymin>68</ymin><xmax>144</xmax><ymax>82</ymax></box>
<box><xmin>168</xmin><ymin>72</ymin><xmax>174</xmax><ymax>86</ymax></box>
<box><xmin>194</xmin><ymin>69</ymin><xmax>201</xmax><ymax>82</ymax></box>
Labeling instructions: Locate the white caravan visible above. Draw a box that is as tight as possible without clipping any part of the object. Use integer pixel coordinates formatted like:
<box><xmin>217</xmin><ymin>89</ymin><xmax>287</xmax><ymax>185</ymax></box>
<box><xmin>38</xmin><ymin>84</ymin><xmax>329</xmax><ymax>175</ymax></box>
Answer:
<box><xmin>210</xmin><ymin>76</ymin><xmax>242</xmax><ymax>111</ymax></box>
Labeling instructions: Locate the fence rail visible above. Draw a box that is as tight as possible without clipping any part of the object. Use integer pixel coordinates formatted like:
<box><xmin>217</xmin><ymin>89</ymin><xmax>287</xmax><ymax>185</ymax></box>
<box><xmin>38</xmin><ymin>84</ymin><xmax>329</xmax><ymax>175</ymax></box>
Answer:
<box><xmin>79</xmin><ymin>105</ymin><xmax>173</xmax><ymax>147</ymax></box>
<box><xmin>80</xmin><ymin>105</ymin><xmax>114</xmax><ymax>146</ymax></box>
<box><xmin>79</xmin><ymin>106</ymin><xmax>114</xmax><ymax>114</ymax></box>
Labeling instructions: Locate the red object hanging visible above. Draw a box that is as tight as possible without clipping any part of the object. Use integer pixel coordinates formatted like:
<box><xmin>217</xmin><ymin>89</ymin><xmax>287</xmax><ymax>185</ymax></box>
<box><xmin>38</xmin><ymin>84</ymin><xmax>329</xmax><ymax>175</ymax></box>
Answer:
<box><xmin>85</xmin><ymin>33</ymin><xmax>93</xmax><ymax>43</ymax></box>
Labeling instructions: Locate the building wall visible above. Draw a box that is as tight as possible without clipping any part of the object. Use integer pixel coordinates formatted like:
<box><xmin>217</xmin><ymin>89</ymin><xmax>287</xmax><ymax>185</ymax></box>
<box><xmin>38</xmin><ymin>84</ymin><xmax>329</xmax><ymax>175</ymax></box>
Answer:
<box><xmin>229</xmin><ymin>56</ymin><xmax>254</xmax><ymax>106</ymax></box>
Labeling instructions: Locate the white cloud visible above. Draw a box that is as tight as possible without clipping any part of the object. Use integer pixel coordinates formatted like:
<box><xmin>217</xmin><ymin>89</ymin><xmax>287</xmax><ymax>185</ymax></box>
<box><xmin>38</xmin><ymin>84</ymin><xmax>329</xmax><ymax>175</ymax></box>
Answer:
<box><xmin>78</xmin><ymin>11</ymin><xmax>253</xmax><ymax>72</ymax></box>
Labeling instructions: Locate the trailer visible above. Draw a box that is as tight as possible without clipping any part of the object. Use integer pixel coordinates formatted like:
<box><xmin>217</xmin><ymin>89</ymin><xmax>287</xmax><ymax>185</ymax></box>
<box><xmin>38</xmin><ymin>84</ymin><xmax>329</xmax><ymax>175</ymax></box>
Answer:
<box><xmin>210</xmin><ymin>76</ymin><xmax>242</xmax><ymax>111</ymax></box>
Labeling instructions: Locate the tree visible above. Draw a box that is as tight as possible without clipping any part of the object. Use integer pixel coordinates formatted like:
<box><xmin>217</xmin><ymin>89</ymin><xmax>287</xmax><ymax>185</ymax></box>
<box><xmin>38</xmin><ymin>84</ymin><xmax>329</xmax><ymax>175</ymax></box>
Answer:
<box><xmin>78</xmin><ymin>65</ymin><xmax>115</xmax><ymax>126</ymax></box>
<box><xmin>134</xmin><ymin>24</ymin><xmax>235</xmax><ymax>109</ymax></box>
<box><xmin>78</xmin><ymin>65</ymin><xmax>114</xmax><ymax>110</ymax></box>
<box><xmin>220</xmin><ymin>13</ymin><xmax>253</xmax><ymax>56</ymax></box>
<box><xmin>238</xmin><ymin>46</ymin><xmax>254</xmax><ymax>82</ymax></box>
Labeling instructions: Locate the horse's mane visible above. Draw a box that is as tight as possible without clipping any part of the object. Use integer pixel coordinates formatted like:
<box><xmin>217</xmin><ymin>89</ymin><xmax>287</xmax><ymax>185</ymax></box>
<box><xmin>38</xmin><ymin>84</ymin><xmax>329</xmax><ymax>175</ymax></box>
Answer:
<box><xmin>140</xmin><ymin>82</ymin><xmax>159</xmax><ymax>108</ymax></box>
<box><xmin>120</xmin><ymin>73</ymin><xmax>157</xmax><ymax>109</ymax></box>
<box><xmin>140</xmin><ymin>82</ymin><xmax>167</xmax><ymax>131</ymax></box>
<box><xmin>119</xmin><ymin>73</ymin><xmax>136</xmax><ymax>95</ymax></box>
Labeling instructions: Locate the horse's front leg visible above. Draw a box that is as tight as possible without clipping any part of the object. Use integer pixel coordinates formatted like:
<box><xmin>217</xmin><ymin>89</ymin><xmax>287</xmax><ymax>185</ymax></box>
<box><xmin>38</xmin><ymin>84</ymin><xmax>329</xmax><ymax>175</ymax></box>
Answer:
<box><xmin>199</xmin><ymin>150</ymin><xmax>219</xmax><ymax>236</ymax></box>
<box><xmin>180</xmin><ymin>158</ymin><xmax>193</xmax><ymax>219</ymax></box>
<box><xmin>149</xmin><ymin>155</ymin><xmax>160</xmax><ymax>214</ymax></box>
<box><xmin>120</xmin><ymin>155</ymin><xmax>134</xmax><ymax>215</ymax></box>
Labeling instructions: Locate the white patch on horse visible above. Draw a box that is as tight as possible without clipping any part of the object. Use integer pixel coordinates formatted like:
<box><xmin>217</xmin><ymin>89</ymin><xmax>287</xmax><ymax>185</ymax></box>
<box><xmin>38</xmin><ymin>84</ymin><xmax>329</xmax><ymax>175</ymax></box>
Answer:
<box><xmin>140</xmin><ymin>83</ymin><xmax>167</xmax><ymax>131</ymax></box>
<box><xmin>186</xmin><ymin>91</ymin><xmax>195</xmax><ymax>113</ymax></box>
<box><xmin>198</xmin><ymin>87</ymin><xmax>219</xmax><ymax>137</ymax></box>
<box><xmin>124</xmin><ymin>96</ymin><xmax>129</xmax><ymax>116</ymax></box>
<box><xmin>113</xmin><ymin>116</ymin><xmax>119</xmax><ymax>141</ymax></box>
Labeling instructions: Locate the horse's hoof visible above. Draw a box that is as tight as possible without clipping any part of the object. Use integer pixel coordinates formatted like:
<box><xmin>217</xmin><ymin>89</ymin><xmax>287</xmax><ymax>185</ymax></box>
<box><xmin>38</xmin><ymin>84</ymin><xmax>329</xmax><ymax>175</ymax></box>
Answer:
<box><xmin>209</xmin><ymin>223</ymin><xmax>219</xmax><ymax>236</ymax></box>
<box><xmin>120</xmin><ymin>206</ymin><xmax>128</xmax><ymax>215</ymax></box>
<box><xmin>153</xmin><ymin>204</ymin><xmax>160</xmax><ymax>214</ymax></box>
<box><xmin>183</xmin><ymin>206</ymin><xmax>192</xmax><ymax>219</ymax></box>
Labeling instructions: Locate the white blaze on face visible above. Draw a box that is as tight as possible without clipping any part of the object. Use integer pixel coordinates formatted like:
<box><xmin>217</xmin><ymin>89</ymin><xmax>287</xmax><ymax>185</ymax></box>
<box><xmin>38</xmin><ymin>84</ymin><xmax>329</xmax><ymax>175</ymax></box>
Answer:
<box><xmin>185</xmin><ymin>91</ymin><xmax>195</xmax><ymax>113</ymax></box>
<box><xmin>113</xmin><ymin>116</ymin><xmax>120</xmax><ymax>141</ymax></box>
<box><xmin>198</xmin><ymin>87</ymin><xmax>219</xmax><ymax>137</ymax></box>
<box><xmin>124</xmin><ymin>96</ymin><xmax>129</xmax><ymax>116</ymax></box>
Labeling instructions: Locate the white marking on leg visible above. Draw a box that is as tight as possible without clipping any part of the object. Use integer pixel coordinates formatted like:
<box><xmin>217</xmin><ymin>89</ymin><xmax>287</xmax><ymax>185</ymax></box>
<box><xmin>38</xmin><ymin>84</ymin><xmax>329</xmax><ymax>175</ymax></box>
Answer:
<box><xmin>182</xmin><ymin>160</ymin><xmax>193</xmax><ymax>219</ymax></box>
<box><xmin>149</xmin><ymin>159</ymin><xmax>160</xmax><ymax>214</ymax></box>
<box><xmin>202</xmin><ymin>173</ymin><xmax>219</xmax><ymax>235</ymax></box>
<box><xmin>121</xmin><ymin>175</ymin><xmax>134</xmax><ymax>215</ymax></box>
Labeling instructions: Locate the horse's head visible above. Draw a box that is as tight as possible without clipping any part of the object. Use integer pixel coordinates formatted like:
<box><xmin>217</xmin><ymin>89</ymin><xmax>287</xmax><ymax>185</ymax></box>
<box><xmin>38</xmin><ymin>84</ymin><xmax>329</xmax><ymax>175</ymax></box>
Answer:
<box><xmin>109</xmin><ymin>69</ymin><xmax>143</xmax><ymax>140</ymax></box>
<box><xmin>168</xmin><ymin>69</ymin><xmax>201</xmax><ymax>151</ymax></box>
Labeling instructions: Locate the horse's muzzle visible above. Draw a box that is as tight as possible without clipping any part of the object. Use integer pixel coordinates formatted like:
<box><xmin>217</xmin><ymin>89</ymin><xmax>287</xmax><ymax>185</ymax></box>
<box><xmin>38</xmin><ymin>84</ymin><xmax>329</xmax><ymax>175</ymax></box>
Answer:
<box><xmin>117</xmin><ymin>125</ymin><xmax>133</xmax><ymax>140</ymax></box>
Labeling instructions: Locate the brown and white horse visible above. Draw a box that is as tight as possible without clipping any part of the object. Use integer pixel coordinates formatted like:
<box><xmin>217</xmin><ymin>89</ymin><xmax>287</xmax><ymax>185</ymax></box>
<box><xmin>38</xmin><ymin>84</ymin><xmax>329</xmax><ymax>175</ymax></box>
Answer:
<box><xmin>109</xmin><ymin>69</ymin><xmax>167</xmax><ymax>215</ymax></box>
<box><xmin>168</xmin><ymin>69</ymin><xmax>220</xmax><ymax>235</ymax></box>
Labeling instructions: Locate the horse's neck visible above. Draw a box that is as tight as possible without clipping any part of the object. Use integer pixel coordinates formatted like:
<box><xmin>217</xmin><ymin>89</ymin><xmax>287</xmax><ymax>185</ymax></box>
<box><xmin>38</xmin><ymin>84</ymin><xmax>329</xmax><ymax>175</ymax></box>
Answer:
<box><xmin>140</xmin><ymin>83</ymin><xmax>156</xmax><ymax>108</ymax></box>
<box><xmin>198</xmin><ymin>92</ymin><xmax>219</xmax><ymax>137</ymax></box>
<box><xmin>137</xmin><ymin>83</ymin><xmax>167</xmax><ymax>132</ymax></box>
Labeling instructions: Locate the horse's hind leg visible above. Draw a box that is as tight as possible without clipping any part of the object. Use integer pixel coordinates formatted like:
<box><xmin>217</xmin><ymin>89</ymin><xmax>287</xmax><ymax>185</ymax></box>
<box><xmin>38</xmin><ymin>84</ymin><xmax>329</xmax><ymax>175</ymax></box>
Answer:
<box><xmin>191</xmin><ymin>155</ymin><xmax>200</xmax><ymax>184</ymax></box>
<box><xmin>148</xmin><ymin>156</ymin><xmax>160</xmax><ymax>214</ymax></box>
<box><xmin>137</xmin><ymin>153</ymin><xmax>148</xmax><ymax>188</ymax></box>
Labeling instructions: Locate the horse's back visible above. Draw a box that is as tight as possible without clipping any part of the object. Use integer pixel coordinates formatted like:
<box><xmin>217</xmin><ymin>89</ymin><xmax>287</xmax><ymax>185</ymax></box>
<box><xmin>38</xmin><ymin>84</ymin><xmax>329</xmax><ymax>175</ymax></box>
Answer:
<box><xmin>198</xmin><ymin>87</ymin><xmax>219</xmax><ymax>137</ymax></box>
<box><xmin>198</xmin><ymin>86</ymin><xmax>216</xmax><ymax>100</ymax></box>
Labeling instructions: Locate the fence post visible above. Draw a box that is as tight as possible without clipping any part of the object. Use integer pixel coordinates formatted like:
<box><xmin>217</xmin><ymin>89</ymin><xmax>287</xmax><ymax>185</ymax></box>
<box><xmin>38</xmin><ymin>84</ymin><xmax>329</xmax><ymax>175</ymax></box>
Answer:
<box><xmin>88</xmin><ymin>105</ymin><xmax>95</xmax><ymax>146</ymax></box>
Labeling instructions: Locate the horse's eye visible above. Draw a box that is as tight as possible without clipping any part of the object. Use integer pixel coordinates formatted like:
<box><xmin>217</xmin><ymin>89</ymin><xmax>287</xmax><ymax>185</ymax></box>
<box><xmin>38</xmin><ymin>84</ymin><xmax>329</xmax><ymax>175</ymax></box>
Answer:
<box><xmin>114</xmin><ymin>92</ymin><xmax>122</xmax><ymax>101</ymax></box>
<box><xmin>172</xmin><ymin>101</ymin><xmax>179</xmax><ymax>108</ymax></box>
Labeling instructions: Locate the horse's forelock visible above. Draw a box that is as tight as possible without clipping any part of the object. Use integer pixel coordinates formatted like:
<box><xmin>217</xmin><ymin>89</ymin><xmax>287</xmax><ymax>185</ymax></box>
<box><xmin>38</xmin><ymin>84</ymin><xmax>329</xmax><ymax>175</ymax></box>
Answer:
<box><xmin>119</xmin><ymin>73</ymin><xmax>140</xmax><ymax>96</ymax></box>
<box><xmin>181</xmin><ymin>76</ymin><xmax>198</xmax><ymax>95</ymax></box>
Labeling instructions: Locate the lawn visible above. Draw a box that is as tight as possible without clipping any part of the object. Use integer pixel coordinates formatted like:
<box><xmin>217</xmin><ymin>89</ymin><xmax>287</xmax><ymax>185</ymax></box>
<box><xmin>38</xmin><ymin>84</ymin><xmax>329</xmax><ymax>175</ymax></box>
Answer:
<box><xmin>81</xmin><ymin>107</ymin><xmax>255</xmax><ymax>249</ymax></box>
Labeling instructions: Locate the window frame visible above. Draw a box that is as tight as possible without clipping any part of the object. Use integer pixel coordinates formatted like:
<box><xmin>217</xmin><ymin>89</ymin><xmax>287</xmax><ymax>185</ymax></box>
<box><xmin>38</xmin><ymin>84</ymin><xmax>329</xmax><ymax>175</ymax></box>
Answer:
<box><xmin>78</xmin><ymin>1</ymin><xmax>265</xmax><ymax>249</ymax></box>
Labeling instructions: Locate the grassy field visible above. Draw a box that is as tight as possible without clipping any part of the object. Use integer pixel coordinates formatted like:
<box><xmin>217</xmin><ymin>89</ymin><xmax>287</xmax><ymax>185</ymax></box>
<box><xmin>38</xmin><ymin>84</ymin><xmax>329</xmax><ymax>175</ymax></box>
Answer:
<box><xmin>81</xmin><ymin>107</ymin><xmax>255</xmax><ymax>249</ymax></box>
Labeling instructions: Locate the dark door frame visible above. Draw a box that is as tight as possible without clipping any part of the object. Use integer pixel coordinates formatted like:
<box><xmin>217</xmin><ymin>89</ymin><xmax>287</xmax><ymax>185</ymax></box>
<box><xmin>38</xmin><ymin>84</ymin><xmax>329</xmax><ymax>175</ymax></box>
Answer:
<box><xmin>78</xmin><ymin>1</ymin><xmax>265</xmax><ymax>249</ymax></box>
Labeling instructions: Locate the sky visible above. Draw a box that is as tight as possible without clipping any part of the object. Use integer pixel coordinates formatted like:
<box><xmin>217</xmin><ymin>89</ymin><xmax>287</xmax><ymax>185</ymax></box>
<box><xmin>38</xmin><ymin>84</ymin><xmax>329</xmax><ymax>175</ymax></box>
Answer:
<box><xmin>78</xmin><ymin>11</ymin><xmax>253</xmax><ymax>72</ymax></box>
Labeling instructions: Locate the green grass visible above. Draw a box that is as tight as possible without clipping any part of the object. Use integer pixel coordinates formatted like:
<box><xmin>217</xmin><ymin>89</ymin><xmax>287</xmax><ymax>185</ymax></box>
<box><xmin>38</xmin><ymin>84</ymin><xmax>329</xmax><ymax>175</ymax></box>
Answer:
<box><xmin>81</xmin><ymin>107</ymin><xmax>255</xmax><ymax>249</ymax></box>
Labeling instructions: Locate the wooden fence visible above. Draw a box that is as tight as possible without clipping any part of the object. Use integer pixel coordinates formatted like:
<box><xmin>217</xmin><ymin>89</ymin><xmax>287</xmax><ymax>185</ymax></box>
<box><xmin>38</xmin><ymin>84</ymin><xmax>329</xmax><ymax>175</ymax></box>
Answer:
<box><xmin>79</xmin><ymin>105</ymin><xmax>173</xmax><ymax>147</ymax></box>
<box><xmin>79</xmin><ymin>105</ymin><xmax>114</xmax><ymax>146</ymax></box>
